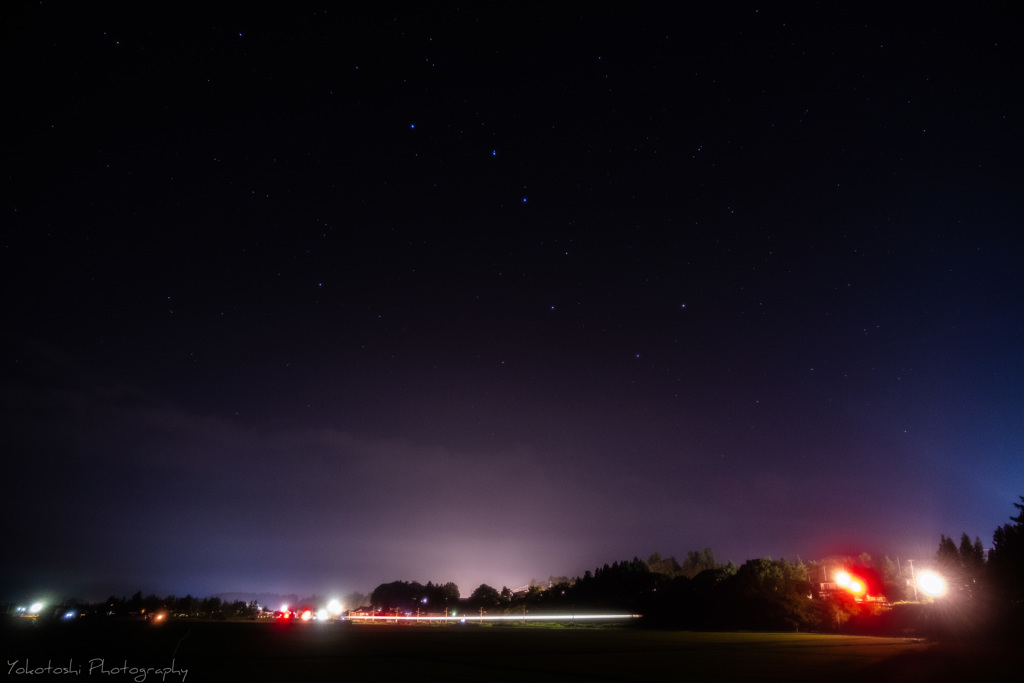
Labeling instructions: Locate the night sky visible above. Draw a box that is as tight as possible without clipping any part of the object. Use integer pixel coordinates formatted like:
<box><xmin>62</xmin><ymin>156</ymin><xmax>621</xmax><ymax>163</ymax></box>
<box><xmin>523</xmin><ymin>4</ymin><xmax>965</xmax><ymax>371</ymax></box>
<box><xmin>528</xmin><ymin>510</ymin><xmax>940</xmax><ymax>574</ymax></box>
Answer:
<box><xmin>3</xmin><ymin>4</ymin><xmax>1022</xmax><ymax>602</ymax></box>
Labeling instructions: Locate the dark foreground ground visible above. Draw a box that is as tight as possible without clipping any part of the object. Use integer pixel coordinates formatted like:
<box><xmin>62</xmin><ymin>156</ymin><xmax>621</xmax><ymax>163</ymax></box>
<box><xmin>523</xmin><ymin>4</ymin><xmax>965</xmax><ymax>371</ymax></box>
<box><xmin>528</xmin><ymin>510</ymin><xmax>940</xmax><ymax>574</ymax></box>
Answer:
<box><xmin>3</xmin><ymin>618</ymin><xmax>1021</xmax><ymax>682</ymax></box>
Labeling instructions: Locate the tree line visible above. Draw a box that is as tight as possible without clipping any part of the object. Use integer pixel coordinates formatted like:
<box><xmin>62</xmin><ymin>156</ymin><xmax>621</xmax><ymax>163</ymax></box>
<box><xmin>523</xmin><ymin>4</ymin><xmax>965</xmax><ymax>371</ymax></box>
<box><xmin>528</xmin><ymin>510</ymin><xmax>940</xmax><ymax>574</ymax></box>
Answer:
<box><xmin>364</xmin><ymin>495</ymin><xmax>1024</xmax><ymax>638</ymax></box>
<box><xmin>22</xmin><ymin>495</ymin><xmax>1024</xmax><ymax>639</ymax></box>
<box><xmin>92</xmin><ymin>592</ymin><xmax>262</xmax><ymax>619</ymax></box>
<box><xmin>48</xmin><ymin>589</ymin><xmax>371</xmax><ymax>620</ymax></box>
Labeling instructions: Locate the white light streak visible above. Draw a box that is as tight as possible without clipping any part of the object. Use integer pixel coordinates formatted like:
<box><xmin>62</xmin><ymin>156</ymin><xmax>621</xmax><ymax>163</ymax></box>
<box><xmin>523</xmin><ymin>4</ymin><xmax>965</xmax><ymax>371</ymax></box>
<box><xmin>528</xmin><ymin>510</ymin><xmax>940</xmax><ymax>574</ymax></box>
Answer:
<box><xmin>343</xmin><ymin>614</ymin><xmax>640</xmax><ymax>622</ymax></box>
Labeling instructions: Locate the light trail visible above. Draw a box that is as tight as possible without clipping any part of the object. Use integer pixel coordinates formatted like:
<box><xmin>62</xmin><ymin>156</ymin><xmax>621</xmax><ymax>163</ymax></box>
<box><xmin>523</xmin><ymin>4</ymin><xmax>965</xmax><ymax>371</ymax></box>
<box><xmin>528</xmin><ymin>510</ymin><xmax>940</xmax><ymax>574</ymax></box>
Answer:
<box><xmin>343</xmin><ymin>614</ymin><xmax>641</xmax><ymax>623</ymax></box>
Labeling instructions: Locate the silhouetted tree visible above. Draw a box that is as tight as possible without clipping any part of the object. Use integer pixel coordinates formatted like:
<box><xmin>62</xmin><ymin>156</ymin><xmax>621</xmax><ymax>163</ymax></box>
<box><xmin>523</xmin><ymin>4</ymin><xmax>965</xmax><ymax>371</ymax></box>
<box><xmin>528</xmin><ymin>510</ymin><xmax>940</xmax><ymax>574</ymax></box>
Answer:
<box><xmin>988</xmin><ymin>496</ymin><xmax>1024</xmax><ymax>632</ymax></box>
<box><xmin>937</xmin><ymin>535</ymin><xmax>959</xmax><ymax>569</ymax></box>
<box><xmin>370</xmin><ymin>581</ymin><xmax>423</xmax><ymax>611</ymax></box>
<box><xmin>725</xmin><ymin>558</ymin><xmax>816</xmax><ymax>631</ymax></box>
<box><xmin>469</xmin><ymin>584</ymin><xmax>501</xmax><ymax>610</ymax></box>
<box><xmin>201</xmin><ymin>596</ymin><xmax>222</xmax><ymax>617</ymax></box>
<box><xmin>959</xmin><ymin>533</ymin><xmax>985</xmax><ymax>569</ymax></box>
<box><xmin>936</xmin><ymin>532</ymin><xmax>986</xmax><ymax>602</ymax></box>
<box><xmin>141</xmin><ymin>594</ymin><xmax>162</xmax><ymax>613</ymax></box>
<box><xmin>179</xmin><ymin>595</ymin><xmax>197</xmax><ymax>616</ymax></box>
<box><xmin>680</xmin><ymin>548</ymin><xmax>717</xmax><ymax>578</ymax></box>
<box><xmin>369</xmin><ymin>580</ymin><xmax>456</xmax><ymax>612</ymax></box>
<box><xmin>647</xmin><ymin>552</ymin><xmax>682</xmax><ymax>577</ymax></box>
<box><xmin>343</xmin><ymin>591</ymin><xmax>368</xmax><ymax>610</ymax></box>
<box><xmin>878</xmin><ymin>556</ymin><xmax>906</xmax><ymax>601</ymax></box>
<box><xmin>821</xmin><ymin>591</ymin><xmax>857</xmax><ymax>632</ymax></box>
<box><xmin>104</xmin><ymin>596</ymin><xmax>125</xmax><ymax>616</ymax></box>
<box><xmin>570</xmin><ymin>557</ymin><xmax>656</xmax><ymax>612</ymax></box>
<box><xmin>441</xmin><ymin>582</ymin><xmax>460</xmax><ymax>603</ymax></box>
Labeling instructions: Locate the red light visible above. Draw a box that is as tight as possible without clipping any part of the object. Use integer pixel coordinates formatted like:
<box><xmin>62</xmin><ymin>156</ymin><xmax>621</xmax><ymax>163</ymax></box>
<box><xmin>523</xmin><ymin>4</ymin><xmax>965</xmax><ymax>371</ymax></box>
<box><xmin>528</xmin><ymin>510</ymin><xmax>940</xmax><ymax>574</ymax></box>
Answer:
<box><xmin>835</xmin><ymin>569</ymin><xmax>868</xmax><ymax>597</ymax></box>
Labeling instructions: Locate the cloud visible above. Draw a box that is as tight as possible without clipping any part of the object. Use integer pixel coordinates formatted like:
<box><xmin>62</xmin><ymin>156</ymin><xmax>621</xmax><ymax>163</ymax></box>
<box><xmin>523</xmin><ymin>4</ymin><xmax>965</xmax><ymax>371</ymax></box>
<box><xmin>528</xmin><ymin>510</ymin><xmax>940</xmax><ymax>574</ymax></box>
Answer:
<box><xmin>1</xmin><ymin>353</ymin><xmax>599</xmax><ymax>595</ymax></box>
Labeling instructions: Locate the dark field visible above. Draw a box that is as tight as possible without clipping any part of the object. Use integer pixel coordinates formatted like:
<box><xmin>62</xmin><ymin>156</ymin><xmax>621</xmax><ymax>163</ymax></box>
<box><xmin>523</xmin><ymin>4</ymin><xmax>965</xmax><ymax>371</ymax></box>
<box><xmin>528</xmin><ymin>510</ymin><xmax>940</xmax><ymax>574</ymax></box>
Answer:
<box><xmin>3</xmin><ymin>619</ymin><xmax>1020</xmax><ymax>682</ymax></box>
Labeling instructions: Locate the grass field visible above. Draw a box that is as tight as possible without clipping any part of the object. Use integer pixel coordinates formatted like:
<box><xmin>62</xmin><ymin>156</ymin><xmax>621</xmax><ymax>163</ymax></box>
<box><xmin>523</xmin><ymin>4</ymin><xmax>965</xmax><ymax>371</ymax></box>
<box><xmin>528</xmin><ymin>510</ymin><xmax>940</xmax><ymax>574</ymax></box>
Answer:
<box><xmin>4</xmin><ymin>618</ymin><xmax>1020</xmax><ymax>682</ymax></box>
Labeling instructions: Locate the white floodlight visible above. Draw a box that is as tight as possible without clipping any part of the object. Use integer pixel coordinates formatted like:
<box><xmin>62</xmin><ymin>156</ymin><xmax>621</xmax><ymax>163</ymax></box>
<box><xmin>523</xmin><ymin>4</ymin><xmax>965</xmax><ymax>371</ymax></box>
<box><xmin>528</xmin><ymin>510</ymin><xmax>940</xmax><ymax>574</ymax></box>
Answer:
<box><xmin>917</xmin><ymin>570</ymin><xmax>947</xmax><ymax>598</ymax></box>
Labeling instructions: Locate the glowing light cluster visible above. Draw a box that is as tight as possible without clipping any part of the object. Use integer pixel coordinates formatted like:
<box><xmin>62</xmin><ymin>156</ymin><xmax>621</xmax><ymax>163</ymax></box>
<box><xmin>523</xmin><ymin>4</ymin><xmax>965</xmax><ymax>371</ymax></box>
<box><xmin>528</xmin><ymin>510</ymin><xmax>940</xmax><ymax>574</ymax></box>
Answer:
<box><xmin>916</xmin><ymin>570</ymin><xmax>947</xmax><ymax>597</ymax></box>
<box><xmin>834</xmin><ymin>571</ymin><xmax>866</xmax><ymax>596</ymax></box>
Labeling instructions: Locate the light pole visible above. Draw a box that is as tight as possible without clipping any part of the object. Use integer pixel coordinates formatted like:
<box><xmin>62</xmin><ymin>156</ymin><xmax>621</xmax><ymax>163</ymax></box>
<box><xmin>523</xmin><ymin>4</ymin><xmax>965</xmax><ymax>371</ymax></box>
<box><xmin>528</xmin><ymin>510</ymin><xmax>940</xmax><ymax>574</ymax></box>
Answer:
<box><xmin>907</xmin><ymin>559</ymin><xmax>918</xmax><ymax>601</ymax></box>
